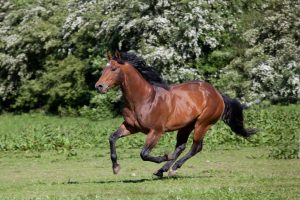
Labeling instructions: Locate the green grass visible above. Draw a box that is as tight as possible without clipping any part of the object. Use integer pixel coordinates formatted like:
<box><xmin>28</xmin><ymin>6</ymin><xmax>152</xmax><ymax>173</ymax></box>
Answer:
<box><xmin>0</xmin><ymin>148</ymin><xmax>299</xmax><ymax>199</ymax></box>
<box><xmin>0</xmin><ymin>104</ymin><xmax>299</xmax><ymax>199</ymax></box>
<box><xmin>1</xmin><ymin>104</ymin><xmax>299</xmax><ymax>158</ymax></box>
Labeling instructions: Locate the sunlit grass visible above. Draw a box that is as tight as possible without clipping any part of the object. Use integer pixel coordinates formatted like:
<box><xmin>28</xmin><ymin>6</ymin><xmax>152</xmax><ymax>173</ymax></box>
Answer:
<box><xmin>0</xmin><ymin>148</ymin><xmax>299</xmax><ymax>199</ymax></box>
<box><xmin>0</xmin><ymin>105</ymin><xmax>299</xmax><ymax>199</ymax></box>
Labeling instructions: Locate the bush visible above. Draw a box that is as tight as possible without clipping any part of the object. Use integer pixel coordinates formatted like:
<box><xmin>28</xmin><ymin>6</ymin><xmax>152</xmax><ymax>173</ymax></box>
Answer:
<box><xmin>79</xmin><ymin>89</ymin><xmax>121</xmax><ymax>120</ymax></box>
<box><xmin>218</xmin><ymin>0</ymin><xmax>300</xmax><ymax>103</ymax></box>
<box><xmin>246</xmin><ymin>104</ymin><xmax>299</xmax><ymax>159</ymax></box>
<box><xmin>0</xmin><ymin>0</ymin><xmax>299</xmax><ymax>114</ymax></box>
<box><xmin>14</xmin><ymin>55</ymin><xmax>91</xmax><ymax>113</ymax></box>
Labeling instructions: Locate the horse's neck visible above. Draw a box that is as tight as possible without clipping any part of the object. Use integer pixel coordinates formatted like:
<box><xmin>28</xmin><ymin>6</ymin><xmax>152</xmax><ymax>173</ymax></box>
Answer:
<box><xmin>121</xmin><ymin>66</ymin><xmax>154</xmax><ymax>109</ymax></box>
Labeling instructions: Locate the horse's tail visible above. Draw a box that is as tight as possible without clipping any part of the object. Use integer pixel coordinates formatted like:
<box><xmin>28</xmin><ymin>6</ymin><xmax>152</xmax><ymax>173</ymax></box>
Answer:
<box><xmin>221</xmin><ymin>95</ymin><xmax>256</xmax><ymax>137</ymax></box>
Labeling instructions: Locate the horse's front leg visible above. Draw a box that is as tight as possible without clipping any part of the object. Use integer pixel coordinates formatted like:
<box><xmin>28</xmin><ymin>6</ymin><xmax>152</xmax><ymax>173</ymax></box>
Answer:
<box><xmin>109</xmin><ymin>123</ymin><xmax>135</xmax><ymax>174</ymax></box>
<box><xmin>140</xmin><ymin>129</ymin><xmax>174</xmax><ymax>163</ymax></box>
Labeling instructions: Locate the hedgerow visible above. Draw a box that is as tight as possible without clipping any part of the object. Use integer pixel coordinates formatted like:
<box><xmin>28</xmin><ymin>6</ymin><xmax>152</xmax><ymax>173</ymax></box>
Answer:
<box><xmin>0</xmin><ymin>0</ymin><xmax>299</xmax><ymax>115</ymax></box>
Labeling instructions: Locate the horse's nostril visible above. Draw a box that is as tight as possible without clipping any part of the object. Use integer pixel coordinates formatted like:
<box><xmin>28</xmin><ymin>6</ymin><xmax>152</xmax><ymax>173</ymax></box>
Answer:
<box><xmin>95</xmin><ymin>83</ymin><xmax>109</xmax><ymax>93</ymax></box>
<box><xmin>95</xmin><ymin>84</ymin><xmax>103</xmax><ymax>89</ymax></box>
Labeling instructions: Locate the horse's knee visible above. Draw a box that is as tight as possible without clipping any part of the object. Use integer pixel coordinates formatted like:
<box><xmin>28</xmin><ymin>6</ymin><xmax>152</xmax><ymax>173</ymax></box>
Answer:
<box><xmin>177</xmin><ymin>143</ymin><xmax>186</xmax><ymax>151</ymax></box>
<box><xmin>111</xmin><ymin>153</ymin><xmax>117</xmax><ymax>161</ymax></box>
<box><xmin>140</xmin><ymin>149</ymin><xmax>149</xmax><ymax>161</ymax></box>
<box><xmin>197</xmin><ymin>140</ymin><xmax>203</xmax><ymax>152</ymax></box>
<box><xmin>109</xmin><ymin>131</ymin><xmax>120</xmax><ymax>144</ymax></box>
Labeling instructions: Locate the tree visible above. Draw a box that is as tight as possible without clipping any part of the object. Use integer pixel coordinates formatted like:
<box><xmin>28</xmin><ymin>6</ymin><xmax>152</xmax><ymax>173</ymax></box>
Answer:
<box><xmin>219</xmin><ymin>0</ymin><xmax>300</xmax><ymax>104</ymax></box>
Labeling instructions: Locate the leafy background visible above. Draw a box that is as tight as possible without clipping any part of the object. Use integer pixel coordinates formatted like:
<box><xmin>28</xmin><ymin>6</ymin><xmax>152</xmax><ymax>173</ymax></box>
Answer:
<box><xmin>0</xmin><ymin>0</ymin><xmax>299</xmax><ymax>115</ymax></box>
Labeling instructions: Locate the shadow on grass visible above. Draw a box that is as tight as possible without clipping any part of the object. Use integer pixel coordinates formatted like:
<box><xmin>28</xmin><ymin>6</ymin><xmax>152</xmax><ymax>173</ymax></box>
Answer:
<box><xmin>63</xmin><ymin>175</ymin><xmax>213</xmax><ymax>185</ymax></box>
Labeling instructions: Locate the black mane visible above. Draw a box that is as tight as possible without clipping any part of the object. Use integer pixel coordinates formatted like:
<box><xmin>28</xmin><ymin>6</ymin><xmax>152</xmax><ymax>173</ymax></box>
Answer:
<box><xmin>112</xmin><ymin>52</ymin><xmax>169</xmax><ymax>90</ymax></box>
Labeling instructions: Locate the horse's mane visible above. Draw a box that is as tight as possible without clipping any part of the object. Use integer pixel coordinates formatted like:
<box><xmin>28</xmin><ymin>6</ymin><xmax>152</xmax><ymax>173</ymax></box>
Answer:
<box><xmin>112</xmin><ymin>52</ymin><xmax>169</xmax><ymax>90</ymax></box>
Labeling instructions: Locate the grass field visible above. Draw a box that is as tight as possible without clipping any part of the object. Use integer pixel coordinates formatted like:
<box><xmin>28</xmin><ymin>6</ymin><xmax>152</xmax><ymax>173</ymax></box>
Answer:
<box><xmin>1</xmin><ymin>148</ymin><xmax>299</xmax><ymax>200</ymax></box>
<box><xmin>0</xmin><ymin>105</ymin><xmax>299</xmax><ymax>199</ymax></box>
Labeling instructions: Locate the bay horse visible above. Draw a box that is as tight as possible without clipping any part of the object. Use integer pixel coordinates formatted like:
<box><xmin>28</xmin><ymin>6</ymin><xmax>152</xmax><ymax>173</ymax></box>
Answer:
<box><xmin>95</xmin><ymin>52</ymin><xmax>256</xmax><ymax>177</ymax></box>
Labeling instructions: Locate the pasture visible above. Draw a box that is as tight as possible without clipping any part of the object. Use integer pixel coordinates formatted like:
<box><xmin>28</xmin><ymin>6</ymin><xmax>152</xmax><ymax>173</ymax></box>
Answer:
<box><xmin>0</xmin><ymin>104</ymin><xmax>299</xmax><ymax>199</ymax></box>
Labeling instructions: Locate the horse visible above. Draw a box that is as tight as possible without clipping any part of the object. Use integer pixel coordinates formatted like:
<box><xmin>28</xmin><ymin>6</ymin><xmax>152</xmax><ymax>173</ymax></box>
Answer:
<box><xmin>95</xmin><ymin>52</ymin><xmax>256</xmax><ymax>177</ymax></box>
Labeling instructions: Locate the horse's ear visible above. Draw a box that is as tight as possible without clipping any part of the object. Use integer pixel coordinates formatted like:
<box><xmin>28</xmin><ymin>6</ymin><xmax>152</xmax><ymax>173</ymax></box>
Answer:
<box><xmin>106</xmin><ymin>52</ymin><xmax>112</xmax><ymax>61</ymax></box>
<box><xmin>115</xmin><ymin>50</ymin><xmax>121</xmax><ymax>59</ymax></box>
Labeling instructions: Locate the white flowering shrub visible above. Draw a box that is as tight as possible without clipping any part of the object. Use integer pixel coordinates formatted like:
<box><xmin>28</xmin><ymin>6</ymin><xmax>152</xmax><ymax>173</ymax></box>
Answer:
<box><xmin>219</xmin><ymin>0</ymin><xmax>300</xmax><ymax>103</ymax></box>
<box><xmin>92</xmin><ymin>0</ymin><xmax>238</xmax><ymax>82</ymax></box>
<box><xmin>0</xmin><ymin>1</ymin><xmax>67</xmax><ymax>110</ymax></box>
<box><xmin>0</xmin><ymin>0</ymin><xmax>298</xmax><ymax>113</ymax></box>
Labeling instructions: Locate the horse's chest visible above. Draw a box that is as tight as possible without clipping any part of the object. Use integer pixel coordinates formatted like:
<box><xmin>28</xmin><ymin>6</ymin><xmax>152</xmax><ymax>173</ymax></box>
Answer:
<box><xmin>123</xmin><ymin>105</ymin><xmax>154</xmax><ymax>132</ymax></box>
<box><xmin>122</xmin><ymin>107</ymin><xmax>145</xmax><ymax>130</ymax></box>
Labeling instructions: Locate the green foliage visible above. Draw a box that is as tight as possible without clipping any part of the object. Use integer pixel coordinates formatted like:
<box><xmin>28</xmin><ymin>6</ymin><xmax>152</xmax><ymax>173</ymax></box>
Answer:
<box><xmin>196</xmin><ymin>49</ymin><xmax>236</xmax><ymax>79</ymax></box>
<box><xmin>0</xmin><ymin>0</ymin><xmax>299</xmax><ymax>114</ymax></box>
<box><xmin>14</xmin><ymin>55</ymin><xmax>90</xmax><ymax>112</ymax></box>
<box><xmin>204</xmin><ymin>104</ymin><xmax>299</xmax><ymax>160</ymax></box>
<box><xmin>0</xmin><ymin>0</ymin><xmax>67</xmax><ymax>108</ymax></box>
<box><xmin>0</xmin><ymin>114</ymin><xmax>121</xmax><ymax>152</ymax></box>
<box><xmin>79</xmin><ymin>90</ymin><xmax>121</xmax><ymax>120</ymax></box>
<box><xmin>219</xmin><ymin>0</ymin><xmax>300</xmax><ymax>103</ymax></box>
<box><xmin>0</xmin><ymin>105</ymin><xmax>299</xmax><ymax>160</ymax></box>
<box><xmin>0</xmin><ymin>0</ymin><xmax>117</xmax><ymax>115</ymax></box>
<box><xmin>250</xmin><ymin>105</ymin><xmax>299</xmax><ymax>159</ymax></box>
<box><xmin>93</xmin><ymin>0</ymin><xmax>242</xmax><ymax>83</ymax></box>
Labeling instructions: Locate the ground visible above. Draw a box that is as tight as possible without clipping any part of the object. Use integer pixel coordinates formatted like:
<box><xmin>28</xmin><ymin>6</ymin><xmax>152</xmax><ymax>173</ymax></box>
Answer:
<box><xmin>0</xmin><ymin>106</ymin><xmax>299</xmax><ymax>199</ymax></box>
<box><xmin>1</xmin><ymin>147</ymin><xmax>299</xmax><ymax>200</ymax></box>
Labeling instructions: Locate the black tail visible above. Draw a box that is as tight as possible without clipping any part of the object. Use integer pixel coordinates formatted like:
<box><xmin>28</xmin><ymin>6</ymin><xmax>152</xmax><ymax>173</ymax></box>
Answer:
<box><xmin>221</xmin><ymin>95</ymin><xmax>256</xmax><ymax>137</ymax></box>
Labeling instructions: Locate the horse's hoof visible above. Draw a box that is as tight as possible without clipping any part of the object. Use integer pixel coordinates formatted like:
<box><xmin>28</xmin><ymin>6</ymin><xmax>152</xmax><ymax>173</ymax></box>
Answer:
<box><xmin>113</xmin><ymin>164</ymin><xmax>120</xmax><ymax>174</ymax></box>
<box><xmin>168</xmin><ymin>169</ymin><xmax>177</xmax><ymax>177</ymax></box>
<box><xmin>153</xmin><ymin>170</ymin><xmax>164</xmax><ymax>178</ymax></box>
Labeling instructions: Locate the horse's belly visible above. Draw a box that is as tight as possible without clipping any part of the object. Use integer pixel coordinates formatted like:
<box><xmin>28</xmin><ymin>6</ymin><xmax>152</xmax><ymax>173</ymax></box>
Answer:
<box><xmin>164</xmin><ymin>104</ymin><xmax>200</xmax><ymax>131</ymax></box>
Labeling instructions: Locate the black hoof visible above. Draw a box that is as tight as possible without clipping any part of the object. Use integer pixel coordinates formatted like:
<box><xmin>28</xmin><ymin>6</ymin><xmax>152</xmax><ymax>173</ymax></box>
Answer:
<box><xmin>153</xmin><ymin>170</ymin><xmax>164</xmax><ymax>178</ymax></box>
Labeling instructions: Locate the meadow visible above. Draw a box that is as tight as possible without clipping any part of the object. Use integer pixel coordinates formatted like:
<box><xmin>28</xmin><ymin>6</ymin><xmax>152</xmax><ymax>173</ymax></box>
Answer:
<box><xmin>1</xmin><ymin>1</ymin><xmax>299</xmax><ymax>199</ymax></box>
<box><xmin>0</xmin><ymin>104</ymin><xmax>299</xmax><ymax>199</ymax></box>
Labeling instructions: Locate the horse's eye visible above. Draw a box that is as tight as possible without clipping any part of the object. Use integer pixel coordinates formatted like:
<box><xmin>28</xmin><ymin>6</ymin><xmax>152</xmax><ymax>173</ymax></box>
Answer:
<box><xmin>111</xmin><ymin>67</ymin><xmax>117</xmax><ymax>71</ymax></box>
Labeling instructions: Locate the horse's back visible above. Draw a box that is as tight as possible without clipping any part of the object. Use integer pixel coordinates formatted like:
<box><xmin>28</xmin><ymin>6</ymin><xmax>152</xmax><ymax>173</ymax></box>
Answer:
<box><xmin>170</xmin><ymin>80</ymin><xmax>223</xmax><ymax>106</ymax></box>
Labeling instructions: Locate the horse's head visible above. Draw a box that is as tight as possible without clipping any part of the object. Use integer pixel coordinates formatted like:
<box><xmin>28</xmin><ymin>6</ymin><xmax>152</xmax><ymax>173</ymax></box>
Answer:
<box><xmin>95</xmin><ymin>53</ymin><xmax>124</xmax><ymax>93</ymax></box>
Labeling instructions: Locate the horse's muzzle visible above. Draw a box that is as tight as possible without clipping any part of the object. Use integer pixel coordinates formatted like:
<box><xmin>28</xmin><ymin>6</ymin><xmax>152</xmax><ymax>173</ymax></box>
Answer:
<box><xmin>95</xmin><ymin>83</ymin><xmax>109</xmax><ymax>94</ymax></box>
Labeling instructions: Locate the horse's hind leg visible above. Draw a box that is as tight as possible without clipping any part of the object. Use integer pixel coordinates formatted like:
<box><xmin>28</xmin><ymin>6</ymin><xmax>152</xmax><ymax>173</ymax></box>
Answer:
<box><xmin>170</xmin><ymin>124</ymin><xmax>211</xmax><ymax>176</ymax></box>
<box><xmin>153</xmin><ymin>125</ymin><xmax>193</xmax><ymax>177</ymax></box>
